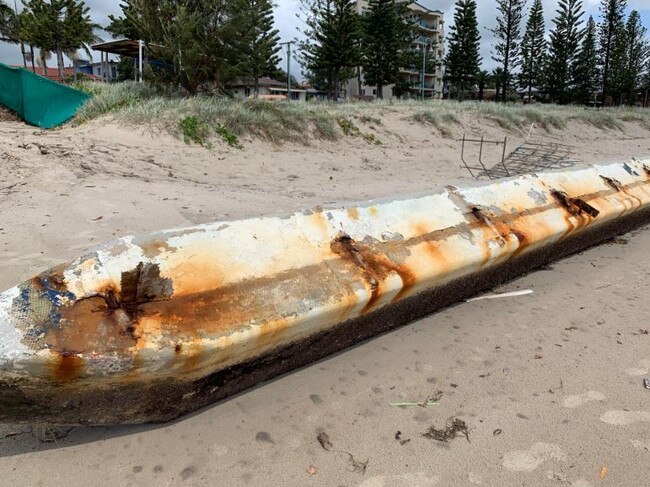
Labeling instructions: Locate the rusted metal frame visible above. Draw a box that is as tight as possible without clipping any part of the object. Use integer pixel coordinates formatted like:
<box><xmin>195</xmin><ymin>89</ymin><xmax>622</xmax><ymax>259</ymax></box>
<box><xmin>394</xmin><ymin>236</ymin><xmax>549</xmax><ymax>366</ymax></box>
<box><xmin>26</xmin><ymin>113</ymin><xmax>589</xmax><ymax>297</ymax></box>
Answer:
<box><xmin>499</xmin><ymin>142</ymin><xmax>576</xmax><ymax>177</ymax></box>
<box><xmin>477</xmin><ymin>135</ymin><xmax>491</xmax><ymax>178</ymax></box>
<box><xmin>499</xmin><ymin>136</ymin><xmax>510</xmax><ymax>177</ymax></box>
<box><xmin>460</xmin><ymin>133</ymin><xmax>476</xmax><ymax>178</ymax></box>
<box><xmin>460</xmin><ymin>135</ymin><xmax>509</xmax><ymax>179</ymax></box>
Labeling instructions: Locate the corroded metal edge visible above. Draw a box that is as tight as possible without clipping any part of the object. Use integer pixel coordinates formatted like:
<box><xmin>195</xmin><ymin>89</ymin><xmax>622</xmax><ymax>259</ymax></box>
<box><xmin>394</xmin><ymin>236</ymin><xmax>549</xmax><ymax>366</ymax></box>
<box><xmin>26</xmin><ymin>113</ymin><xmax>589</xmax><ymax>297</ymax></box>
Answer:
<box><xmin>1</xmin><ymin>159</ymin><xmax>650</xmax><ymax>424</ymax></box>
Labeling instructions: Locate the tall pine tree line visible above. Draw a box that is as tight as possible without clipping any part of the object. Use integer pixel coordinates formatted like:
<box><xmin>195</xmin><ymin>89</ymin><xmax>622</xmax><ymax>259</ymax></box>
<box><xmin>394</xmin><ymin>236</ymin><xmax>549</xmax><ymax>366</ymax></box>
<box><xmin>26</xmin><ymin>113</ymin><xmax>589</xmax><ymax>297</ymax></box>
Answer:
<box><xmin>573</xmin><ymin>16</ymin><xmax>599</xmax><ymax>104</ymax></box>
<box><xmin>491</xmin><ymin>0</ymin><xmax>525</xmax><ymax>102</ymax></box>
<box><xmin>298</xmin><ymin>0</ymin><xmax>361</xmax><ymax>100</ymax></box>
<box><xmin>622</xmin><ymin>11</ymin><xmax>650</xmax><ymax>104</ymax></box>
<box><xmin>599</xmin><ymin>0</ymin><xmax>627</xmax><ymax>104</ymax></box>
<box><xmin>445</xmin><ymin>0</ymin><xmax>481</xmax><ymax>100</ymax></box>
<box><xmin>239</xmin><ymin>0</ymin><xmax>281</xmax><ymax>97</ymax></box>
<box><xmin>547</xmin><ymin>0</ymin><xmax>584</xmax><ymax>104</ymax></box>
<box><xmin>519</xmin><ymin>0</ymin><xmax>546</xmax><ymax>100</ymax></box>
<box><xmin>361</xmin><ymin>0</ymin><xmax>413</xmax><ymax>99</ymax></box>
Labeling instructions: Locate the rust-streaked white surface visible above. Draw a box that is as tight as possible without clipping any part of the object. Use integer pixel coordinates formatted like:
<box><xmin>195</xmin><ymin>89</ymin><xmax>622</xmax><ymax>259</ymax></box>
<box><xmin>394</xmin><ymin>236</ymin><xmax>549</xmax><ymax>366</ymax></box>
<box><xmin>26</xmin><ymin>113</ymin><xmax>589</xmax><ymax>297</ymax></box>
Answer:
<box><xmin>1</xmin><ymin>158</ymin><xmax>649</xmax><ymax>387</ymax></box>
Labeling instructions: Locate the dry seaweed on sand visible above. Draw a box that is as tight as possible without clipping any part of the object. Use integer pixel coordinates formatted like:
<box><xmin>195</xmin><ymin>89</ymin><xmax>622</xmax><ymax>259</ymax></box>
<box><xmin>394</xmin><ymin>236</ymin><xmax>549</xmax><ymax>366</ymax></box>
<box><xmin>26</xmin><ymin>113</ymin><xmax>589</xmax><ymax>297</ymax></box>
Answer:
<box><xmin>316</xmin><ymin>431</ymin><xmax>368</xmax><ymax>474</ymax></box>
<box><xmin>422</xmin><ymin>418</ymin><xmax>470</xmax><ymax>443</ymax></box>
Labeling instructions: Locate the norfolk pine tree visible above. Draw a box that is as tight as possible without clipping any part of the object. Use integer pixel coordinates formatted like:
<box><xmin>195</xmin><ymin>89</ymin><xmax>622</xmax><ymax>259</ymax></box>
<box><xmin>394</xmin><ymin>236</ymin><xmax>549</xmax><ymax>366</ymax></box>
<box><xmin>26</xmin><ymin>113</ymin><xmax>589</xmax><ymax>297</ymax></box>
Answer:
<box><xmin>491</xmin><ymin>0</ymin><xmax>525</xmax><ymax>102</ymax></box>
<box><xmin>106</xmin><ymin>0</ymin><xmax>140</xmax><ymax>39</ymax></box>
<box><xmin>519</xmin><ymin>0</ymin><xmax>546</xmax><ymax>101</ymax></box>
<box><xmin>607</xmin><ymin>18</ymin><xmax>628</xmax><ymax>104</ymax></box>
<box><xmin>621</xmin><ymin>11</ymin><xmax>649</xmax><ymax>104</ymax></box>
<box><xmin>362</xmin><ymin>0</ymin><xmax>412</xmax><ymax>99</ymax></box>
<box><xmin>573</xmin><ymin>16</ymin><xmax>599</xmax><ymax>104</ymax></box>
<box><xmin>547</xmin><ymin>0</ymin><xmax>584</xmax><ymax>104</ymax></box>
<box><xmin>239</xmin><ymin>0</ymin><xmax>281</xmax><ymax>97</ymax></box>
<box><xmin>298</xmin><ymin>0</ymin><xmax>361</xmax><ymax>100</ymax></box>
<box><xmin>444</xmin><ymin>0</ymin><xmax>481</xmax><ymax>101</ymax></box>
<box><xmin>598</xmin><ymin>0</ymin><xmax>627</xmax><ymax>104</ymax></box>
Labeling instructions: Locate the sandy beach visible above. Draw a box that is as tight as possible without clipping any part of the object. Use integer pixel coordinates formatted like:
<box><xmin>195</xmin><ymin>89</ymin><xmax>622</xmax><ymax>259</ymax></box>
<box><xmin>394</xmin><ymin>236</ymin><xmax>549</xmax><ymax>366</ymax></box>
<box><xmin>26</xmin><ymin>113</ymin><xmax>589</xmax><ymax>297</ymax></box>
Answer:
<box><xmin>1</xmin><ymin>112</ymin><xmax>649</xmax><ymax>486</ymax></box>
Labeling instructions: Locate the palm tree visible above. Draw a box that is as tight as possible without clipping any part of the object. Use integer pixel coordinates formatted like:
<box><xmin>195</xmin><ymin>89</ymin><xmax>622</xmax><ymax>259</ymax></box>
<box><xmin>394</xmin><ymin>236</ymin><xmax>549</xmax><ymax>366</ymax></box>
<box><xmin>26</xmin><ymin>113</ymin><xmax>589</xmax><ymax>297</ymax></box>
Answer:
<box><xmin>36</xmin><ymin>48</ymin><xmax>52</xmax><ymax>76</ymax></box>
<box><xmin>21</xmin><ymin>0</ymin><xmax>102</xmax><ymax>80</ymax></box>
<box><xmin>0</xmin><ymin>1</ymin><xmax>12</xmax><ymax>38</ymax></box>
<box><xmin>0</xmin><ymin>0</ymin><xmax>29</xmax><ymax>68</ymax></box>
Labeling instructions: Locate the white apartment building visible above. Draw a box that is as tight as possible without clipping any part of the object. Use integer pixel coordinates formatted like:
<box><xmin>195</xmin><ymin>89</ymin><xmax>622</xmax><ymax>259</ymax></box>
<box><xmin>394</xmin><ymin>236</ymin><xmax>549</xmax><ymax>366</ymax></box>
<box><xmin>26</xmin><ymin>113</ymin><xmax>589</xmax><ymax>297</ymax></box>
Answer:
<box><xmin>347</xmin><ymin>1</ymin><xmax>444</xmax><ymax>100</ymax></box>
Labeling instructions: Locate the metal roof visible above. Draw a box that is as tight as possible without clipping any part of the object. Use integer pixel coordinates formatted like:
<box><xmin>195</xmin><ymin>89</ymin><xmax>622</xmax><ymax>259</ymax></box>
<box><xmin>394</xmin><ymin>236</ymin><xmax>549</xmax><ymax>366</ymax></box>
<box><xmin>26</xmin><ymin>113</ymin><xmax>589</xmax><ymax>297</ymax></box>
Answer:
<box><xmin>92</xmin><ymin>39</ymin><xmax>140</xmax><ymax>57</ymax></box>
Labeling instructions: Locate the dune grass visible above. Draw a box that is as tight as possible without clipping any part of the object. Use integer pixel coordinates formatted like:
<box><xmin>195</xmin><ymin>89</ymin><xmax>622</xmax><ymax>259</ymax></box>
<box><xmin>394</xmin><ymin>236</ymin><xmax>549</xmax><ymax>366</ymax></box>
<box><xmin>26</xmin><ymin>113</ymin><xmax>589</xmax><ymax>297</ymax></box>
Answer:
<box><xmin>73</xmin><ymin>81</ymin><xmax>650</xmax><ymax>145</ymax></box>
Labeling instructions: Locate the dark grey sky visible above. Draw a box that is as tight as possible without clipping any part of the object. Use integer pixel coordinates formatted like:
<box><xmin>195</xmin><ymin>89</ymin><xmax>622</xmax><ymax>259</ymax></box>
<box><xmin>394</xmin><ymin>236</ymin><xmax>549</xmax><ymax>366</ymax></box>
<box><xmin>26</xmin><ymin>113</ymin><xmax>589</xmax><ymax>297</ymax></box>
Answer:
<box><xmin>1</xmin><ymin>0</ymin><xmax>649</xmax><ymax>76</ymax></box>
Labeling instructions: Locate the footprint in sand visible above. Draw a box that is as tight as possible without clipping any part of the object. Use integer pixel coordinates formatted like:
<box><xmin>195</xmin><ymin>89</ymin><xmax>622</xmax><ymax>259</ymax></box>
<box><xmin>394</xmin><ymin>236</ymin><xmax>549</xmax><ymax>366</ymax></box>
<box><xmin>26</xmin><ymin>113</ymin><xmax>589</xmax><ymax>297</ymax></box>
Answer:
<box><xmin>630</xmin><ymin>439</ymin><xmax>650</xmax><ymax>451</ymax></box>
<box><xmin>625</xmin><ymin>359</ymin><xmax>650</xmax><ymax>376</ymax></box>
<box><xmin>502</xmin><ymin>443</ymin><xmax>567</xmax><ymax>472</ymax></box>
<box><xmin>359</xmin><ymin>473</ymin><xmax>439</xmax><ymax>487</ymax></box>
<box><xmin>563</xmin><ymin>391</ymin><xmax>606</xmax><ymax>409</ymax></box>
<box><xmin>600</xmin><ymin>410</ymin><xmax>650</xmax><ymax>425</ymax></box>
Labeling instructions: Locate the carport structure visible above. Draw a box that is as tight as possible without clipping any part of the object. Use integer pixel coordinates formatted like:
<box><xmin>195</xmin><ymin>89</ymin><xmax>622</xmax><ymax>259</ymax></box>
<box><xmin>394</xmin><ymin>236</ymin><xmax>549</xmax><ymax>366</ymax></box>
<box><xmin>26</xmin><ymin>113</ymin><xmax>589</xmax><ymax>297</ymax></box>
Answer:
<box><xmin>92</xmin><ymin>39</ymin><xmax>145</xmax><ymax>83</ymax></box>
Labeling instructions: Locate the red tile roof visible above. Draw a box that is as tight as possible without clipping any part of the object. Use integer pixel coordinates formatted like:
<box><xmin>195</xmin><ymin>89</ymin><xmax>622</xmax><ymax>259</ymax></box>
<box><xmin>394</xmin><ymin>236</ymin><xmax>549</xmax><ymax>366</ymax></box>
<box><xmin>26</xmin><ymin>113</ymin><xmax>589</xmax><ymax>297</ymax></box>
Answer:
<box><xmin>10</xmin><ymin>65</ymin><xmax>100</xmax><ymax>82</ymax></box>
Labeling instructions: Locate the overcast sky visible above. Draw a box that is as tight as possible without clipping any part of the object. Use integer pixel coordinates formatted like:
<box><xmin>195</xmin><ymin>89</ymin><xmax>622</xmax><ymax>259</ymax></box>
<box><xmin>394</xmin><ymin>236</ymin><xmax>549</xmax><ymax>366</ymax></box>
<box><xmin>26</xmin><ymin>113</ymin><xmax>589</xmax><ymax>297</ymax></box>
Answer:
<box><xmin>1</xmin><ymin>0</ymin><xmax>649</xmax><ymax>76</ymax></box>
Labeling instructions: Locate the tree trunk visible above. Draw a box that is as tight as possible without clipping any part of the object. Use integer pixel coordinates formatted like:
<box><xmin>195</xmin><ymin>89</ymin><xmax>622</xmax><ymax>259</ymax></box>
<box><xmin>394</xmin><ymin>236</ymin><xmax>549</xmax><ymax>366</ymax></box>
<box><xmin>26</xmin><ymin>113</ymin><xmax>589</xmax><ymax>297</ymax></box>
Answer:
<box><xmin>376</xmin><ymin>82</ymin><xmax>383</xmax><ymax>99</ymax></box>
<box><xmin>57</xmin><ymin>50</ymin><xmax>65</xmax><ymax>80</ymax></box>
<box><xmin>20</xmin><ymin>42</ymin><xmax>27</xmax><ymax>68</ymax></box>
<box><xmin>41</xmin><ymin>51</ymin><xmax>48</xmax><ymax>77</ymax></box>
<box><xmin>254</xmin><ymin>76</ymin><xmax>259</xmax><ymax>98</ymax></box>
<box><xmin>30</xmin><ymin>46</ymin><xmax>36</xmax><ymax>73</ymax></box>
<box><xmin>333</xmin><ymin>70</ymin><xmax>340</xmax><ymax>102</ymax></box>
<box><xmin>357</xmin><ymin>66</ymin><xmax>362</xmax><ymax>100</ymax></box>
<box><xmin>602</xmin><ymin>32</ymin><xmax>612</xmax><ymax>106</ymax></box>
<box><xmin>214</xmin><ymin>67</ymin><xmax>222</xmax><ymax>92</ymax></box>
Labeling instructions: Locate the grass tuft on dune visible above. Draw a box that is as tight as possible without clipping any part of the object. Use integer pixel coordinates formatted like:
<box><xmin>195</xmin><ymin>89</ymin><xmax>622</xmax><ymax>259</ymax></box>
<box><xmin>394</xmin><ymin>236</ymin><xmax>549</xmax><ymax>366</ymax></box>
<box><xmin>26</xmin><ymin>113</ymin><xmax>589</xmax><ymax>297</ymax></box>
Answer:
<box><xmin>73</xmin><ymin>82</ymin><xmax>650</xmax><ymax>145</ymax></box>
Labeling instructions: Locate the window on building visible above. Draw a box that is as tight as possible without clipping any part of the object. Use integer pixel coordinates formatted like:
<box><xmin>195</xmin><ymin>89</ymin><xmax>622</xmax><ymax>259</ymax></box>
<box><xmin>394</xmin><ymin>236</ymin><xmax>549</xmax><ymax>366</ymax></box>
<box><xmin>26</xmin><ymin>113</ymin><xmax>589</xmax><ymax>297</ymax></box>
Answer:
<box><xmin>244</xmin><ymin>87</ymin><xmax>251</xmax><ymax>97</ymax></box>
<box><xmin>97</xmin><ymin>67</ymin><xmax>101</xmax><ymax>76</ymax></box>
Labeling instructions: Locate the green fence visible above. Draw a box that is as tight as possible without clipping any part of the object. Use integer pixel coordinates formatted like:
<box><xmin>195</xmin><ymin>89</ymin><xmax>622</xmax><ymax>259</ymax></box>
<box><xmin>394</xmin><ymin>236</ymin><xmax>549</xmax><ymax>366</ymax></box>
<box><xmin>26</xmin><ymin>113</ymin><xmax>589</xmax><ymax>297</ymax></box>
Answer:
<box><xmin>0</xmin><ymin>63</ymin><xmax>90</xmax><ymax>129</ymax></box>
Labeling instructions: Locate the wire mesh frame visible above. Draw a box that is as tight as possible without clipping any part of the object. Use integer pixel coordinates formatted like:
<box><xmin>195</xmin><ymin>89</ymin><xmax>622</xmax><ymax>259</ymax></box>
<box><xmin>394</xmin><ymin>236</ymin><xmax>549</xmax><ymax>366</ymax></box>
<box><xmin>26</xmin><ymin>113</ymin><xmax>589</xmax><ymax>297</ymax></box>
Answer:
<box><xmin>459</xmin><ymin>134</ymin><xmax>510</xmax><ymax>180</ymax></box>
<box><xmin>488</xmin><ymin>141</ymin><xmax>578</xmax><ymax>179</ymax></box>
<box><xmin>460</xmin><ymin>133</ymin><xmax>578</xmax><ymax>180</ymax></box>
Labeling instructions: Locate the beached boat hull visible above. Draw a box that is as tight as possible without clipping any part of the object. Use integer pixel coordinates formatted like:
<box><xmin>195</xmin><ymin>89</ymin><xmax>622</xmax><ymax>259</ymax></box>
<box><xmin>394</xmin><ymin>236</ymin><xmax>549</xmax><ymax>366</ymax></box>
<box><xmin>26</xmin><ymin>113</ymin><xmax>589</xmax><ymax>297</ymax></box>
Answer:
<box><xmin>1</xmin><ymin>159</ymin><xmax>650</xmax><ymax>425</ymax></box>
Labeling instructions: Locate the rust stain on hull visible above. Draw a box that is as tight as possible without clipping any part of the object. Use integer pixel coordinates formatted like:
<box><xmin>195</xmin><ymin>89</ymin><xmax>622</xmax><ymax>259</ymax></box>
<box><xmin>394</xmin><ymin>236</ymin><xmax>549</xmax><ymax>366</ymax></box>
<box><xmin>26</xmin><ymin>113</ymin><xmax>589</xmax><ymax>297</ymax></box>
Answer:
<box><xmin>331</xmin><ymin>233</ymin><xmax>416</xmax><ymax>314</ymax></box>
<box><xmin>53</xmin><ymin>353</ymin><xmax>84</xmax><ymax>383</ymax></box>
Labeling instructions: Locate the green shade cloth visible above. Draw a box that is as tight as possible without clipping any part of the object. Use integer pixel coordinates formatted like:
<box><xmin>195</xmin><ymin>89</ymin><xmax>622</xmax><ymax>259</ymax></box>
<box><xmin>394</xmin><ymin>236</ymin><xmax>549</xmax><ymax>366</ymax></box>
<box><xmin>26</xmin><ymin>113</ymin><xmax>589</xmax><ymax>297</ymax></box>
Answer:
<box><xmin>0</xmin><ymin>63</ymin><xmax>90</xmax><ymax>129</ymax></box>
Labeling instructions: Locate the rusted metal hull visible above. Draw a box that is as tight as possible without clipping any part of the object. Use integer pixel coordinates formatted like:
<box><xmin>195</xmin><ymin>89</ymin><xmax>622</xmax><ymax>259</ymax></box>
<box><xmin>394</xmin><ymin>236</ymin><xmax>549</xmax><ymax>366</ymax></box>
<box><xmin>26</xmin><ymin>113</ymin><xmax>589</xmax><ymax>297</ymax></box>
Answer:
<box><xmin>2</xmin><ymin>159</ymin><xmax>650</xmax><ymax>425</ymax></box>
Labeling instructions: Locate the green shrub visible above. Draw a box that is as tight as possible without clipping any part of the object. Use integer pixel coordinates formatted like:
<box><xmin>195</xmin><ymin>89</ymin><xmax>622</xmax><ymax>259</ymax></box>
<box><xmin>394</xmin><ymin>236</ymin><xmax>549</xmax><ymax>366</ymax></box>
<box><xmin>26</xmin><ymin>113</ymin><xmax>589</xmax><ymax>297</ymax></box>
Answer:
<box><xmin>215</xmin><ymin>124</ymin><xmax>243</xmax><ymax>148</ymax></box>
<box><xmin>180</xmin><ymin>116</ymin><xmax>210</xmax><ymax>147</ymax></box>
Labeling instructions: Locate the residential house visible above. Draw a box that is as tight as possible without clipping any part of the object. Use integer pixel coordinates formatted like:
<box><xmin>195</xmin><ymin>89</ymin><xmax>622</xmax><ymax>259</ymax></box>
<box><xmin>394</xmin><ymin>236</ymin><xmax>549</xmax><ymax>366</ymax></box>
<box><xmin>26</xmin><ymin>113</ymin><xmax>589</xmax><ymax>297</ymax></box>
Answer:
<box><xmin>77</xmin><ymin>61</ymin><xmax>120</xmax><ymax>81</ymax></box>
<box><xmin>346</xmin><ymin>1</ymin><xmax>445</xmax><ymax>100</ymax></box>
<box><xmin>229</xmin><ymin>77</ymin><xmax>308</xmax><ymax>101</ymax></box>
